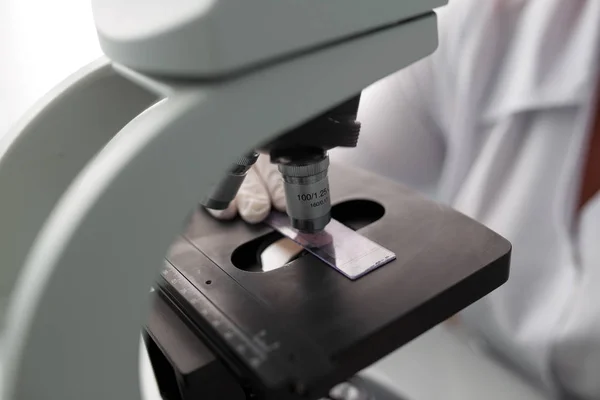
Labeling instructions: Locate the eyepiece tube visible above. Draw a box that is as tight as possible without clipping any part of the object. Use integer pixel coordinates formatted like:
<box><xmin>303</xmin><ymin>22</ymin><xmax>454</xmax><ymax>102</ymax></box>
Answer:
<box><xmin>278</xmin><ymin>153</ymin><xmax>331</xmax><ymax>233</ymax></box>
<box><xmin>202</xmin><ymin>152</ymin><xmax>259</xmax><ymax>210</ymax></box>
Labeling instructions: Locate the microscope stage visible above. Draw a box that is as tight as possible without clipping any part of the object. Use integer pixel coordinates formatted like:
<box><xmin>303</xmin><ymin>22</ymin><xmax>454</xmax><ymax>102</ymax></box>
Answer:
<box><xmin>154</xmin><ymin>163</ymin><xmax>511</xmax><ymax>400</ymax></box>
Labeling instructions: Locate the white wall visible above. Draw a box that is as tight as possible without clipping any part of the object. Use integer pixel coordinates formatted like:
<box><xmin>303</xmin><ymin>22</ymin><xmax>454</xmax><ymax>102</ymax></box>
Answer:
<box><xmin>0</xmin><ymin>0</ymin><xmax>102</xmax><ymax>136</ymax></box>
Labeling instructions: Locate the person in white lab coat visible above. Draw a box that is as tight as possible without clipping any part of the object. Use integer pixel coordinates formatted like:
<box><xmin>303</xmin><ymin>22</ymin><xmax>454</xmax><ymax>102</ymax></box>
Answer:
<box><xmin>210</xmin><ymin>0</ymin><xmax>600</xmax><ymax>398</ymax></box>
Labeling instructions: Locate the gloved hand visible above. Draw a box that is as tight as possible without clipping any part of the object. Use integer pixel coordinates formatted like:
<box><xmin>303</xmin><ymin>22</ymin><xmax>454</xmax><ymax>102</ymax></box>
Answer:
<box><xmin>207</xmin><ymin>155</ymin><xmax>286</xmax><ymax>223</ymax></box>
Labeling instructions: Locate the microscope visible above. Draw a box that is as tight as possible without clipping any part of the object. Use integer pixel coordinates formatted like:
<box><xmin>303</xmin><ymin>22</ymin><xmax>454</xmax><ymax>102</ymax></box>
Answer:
<box><xmin>0</xmin><ymin>1</ymin><xmax>512</xmax><ymax>400</ymax></box>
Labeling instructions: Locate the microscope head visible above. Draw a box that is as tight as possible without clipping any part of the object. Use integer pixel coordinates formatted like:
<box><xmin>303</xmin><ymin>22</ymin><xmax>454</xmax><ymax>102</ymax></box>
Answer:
<box><xmin>91</xmin><ymin>0</ymin><xmax>447</xmax><ymax>233</ymax></box>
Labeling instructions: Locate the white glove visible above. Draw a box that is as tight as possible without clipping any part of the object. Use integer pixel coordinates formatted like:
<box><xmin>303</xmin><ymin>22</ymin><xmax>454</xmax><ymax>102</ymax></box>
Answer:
<box><xmin>208</xmin><ymin>155</ymin><xmax>286</xmax><ymax>223</ymax></box>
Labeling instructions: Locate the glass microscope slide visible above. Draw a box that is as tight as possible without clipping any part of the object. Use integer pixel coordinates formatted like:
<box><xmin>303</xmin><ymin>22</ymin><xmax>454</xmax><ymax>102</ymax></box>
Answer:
<box><xmin>264</xmin><ymin>211</ymin><xmax>396</xmax><ymax>280</ymax></box>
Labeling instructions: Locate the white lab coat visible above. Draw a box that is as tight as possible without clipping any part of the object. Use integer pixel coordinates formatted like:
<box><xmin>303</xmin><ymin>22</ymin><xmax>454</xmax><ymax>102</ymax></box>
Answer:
<box><xmin>332</xmin><ymin>0</ymin><xmax>600</xmax><ymax>399</ymax></box>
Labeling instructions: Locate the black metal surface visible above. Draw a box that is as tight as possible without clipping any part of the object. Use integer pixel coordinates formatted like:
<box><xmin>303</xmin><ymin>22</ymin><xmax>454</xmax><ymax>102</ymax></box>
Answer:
<box><xmin>144</xmin><ymin>294</ymin><xmax>246</xmax><ymax>400</ymax></box>
<box><xmin>262</xmin><ymin>94</ymin><xmax>361</xmax><ymax>155</ymax></box>
<box><xmin>156</xmin><ymin>162</ymin><xmax>511</xmax><ymax>400</ymax></box>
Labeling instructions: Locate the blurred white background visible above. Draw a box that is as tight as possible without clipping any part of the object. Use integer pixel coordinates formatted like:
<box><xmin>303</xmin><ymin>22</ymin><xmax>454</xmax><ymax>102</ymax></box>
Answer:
<box><xmin>0</xmin><ymin>0</ymin><xmax>101</xmax><ymax>136</ymax></box>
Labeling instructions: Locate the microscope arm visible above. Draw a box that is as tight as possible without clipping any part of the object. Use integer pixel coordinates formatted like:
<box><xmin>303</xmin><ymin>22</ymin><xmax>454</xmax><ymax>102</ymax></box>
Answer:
<box><xmin>0</xmin><ymin>59</ymin><xmax>157</xmax><ymax>325</ymax></box>
<box><xmin>0</xmin><ymin>14</ymin><xmax>437</xmax><ymax>400</ymax></box>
